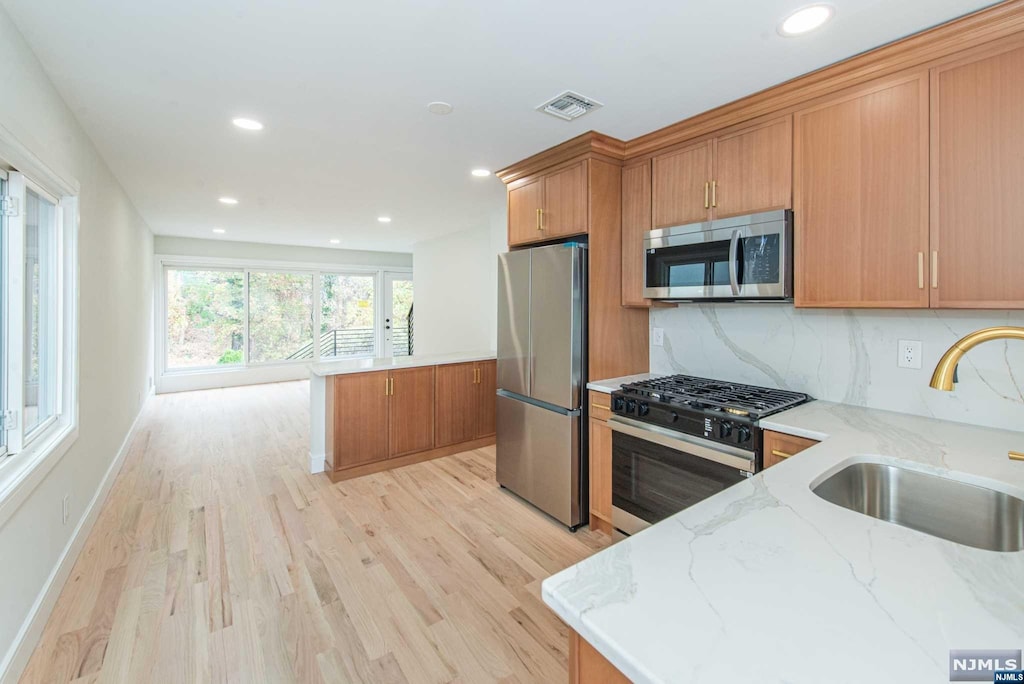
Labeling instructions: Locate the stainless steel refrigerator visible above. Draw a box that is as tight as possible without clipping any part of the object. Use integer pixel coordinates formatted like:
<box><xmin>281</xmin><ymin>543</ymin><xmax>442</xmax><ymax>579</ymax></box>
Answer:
<box><xmin>496</xmin><ymin>243</ymin><xmax>587</xmax><ymax>530</ymax></box>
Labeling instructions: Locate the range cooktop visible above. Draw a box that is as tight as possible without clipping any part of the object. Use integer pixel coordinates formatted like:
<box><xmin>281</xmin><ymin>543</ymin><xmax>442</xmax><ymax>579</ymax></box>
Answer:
<box><xmin>617</xmin><ymin>375</ymin><xmax>811</xmax><ymax>421</ymax></box>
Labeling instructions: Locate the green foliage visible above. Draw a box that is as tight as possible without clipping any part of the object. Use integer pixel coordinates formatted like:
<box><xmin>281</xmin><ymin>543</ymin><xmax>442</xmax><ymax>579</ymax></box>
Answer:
<box><xmin>217</xmin><ymin>349</ymin><xmax>243</xmax><ymax>365</ymax></box>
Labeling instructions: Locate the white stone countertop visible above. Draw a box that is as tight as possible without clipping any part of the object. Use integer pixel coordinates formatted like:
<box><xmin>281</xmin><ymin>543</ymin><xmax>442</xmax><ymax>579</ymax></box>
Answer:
<box><xmin>587</xmin><ymin>373</ymin><xmax>667</xmax><ymax>394</ymax></box>
<box><xmin>309</xmin><ymin>350</ymin><xmax>495</xmax><ymax>377</ymax></box>
<box><xmin>542</xmin><ymin>400</ymin><xmax>1024</xmax><ymax>684</ymax></box>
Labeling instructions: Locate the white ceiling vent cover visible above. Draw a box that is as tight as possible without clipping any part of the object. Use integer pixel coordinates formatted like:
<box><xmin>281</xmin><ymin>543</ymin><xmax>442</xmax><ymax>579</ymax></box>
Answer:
<box><xmin>536</xmin><ymin>91</ymin><xmax>603</xmax><ymax>121</ymax></box>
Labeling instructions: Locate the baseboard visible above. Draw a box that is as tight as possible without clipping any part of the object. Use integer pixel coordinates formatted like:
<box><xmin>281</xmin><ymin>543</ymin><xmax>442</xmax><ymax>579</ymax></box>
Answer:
<box><xmin>309</xmin><ymin>451</ymin><xmax>325</xmax><ymax>474</ymax></box>
<box><xmin>0</xmin><ymin>397</ymin><xmax>149</xmax><ymax>684</ymax></box>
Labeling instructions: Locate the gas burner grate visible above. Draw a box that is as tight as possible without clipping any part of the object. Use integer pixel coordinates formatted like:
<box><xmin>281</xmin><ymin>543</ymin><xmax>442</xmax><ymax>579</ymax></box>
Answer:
<box><xmin>620</xmin><ymin>375</ymin><xmax>810</xmax><ymax>419</ymax></box>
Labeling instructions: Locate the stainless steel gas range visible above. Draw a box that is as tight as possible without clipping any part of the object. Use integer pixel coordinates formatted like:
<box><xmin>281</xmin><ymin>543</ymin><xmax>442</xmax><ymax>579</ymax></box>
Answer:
<box><xmin>609</xmin><ymin>375</ymin><xmax>811</xmax><ymax>535</ymax></box>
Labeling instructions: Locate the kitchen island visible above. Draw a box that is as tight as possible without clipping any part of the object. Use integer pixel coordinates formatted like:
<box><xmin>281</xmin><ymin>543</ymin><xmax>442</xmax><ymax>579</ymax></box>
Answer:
<box><xmin>543</xmin><ymin>399</ymin><xmax>1024</xmax><ymax>683</ymax></box>
<box><xmin>309</xmin><ymin>350</ymin><xmax>496</xmax><ymax>480</ymax></box>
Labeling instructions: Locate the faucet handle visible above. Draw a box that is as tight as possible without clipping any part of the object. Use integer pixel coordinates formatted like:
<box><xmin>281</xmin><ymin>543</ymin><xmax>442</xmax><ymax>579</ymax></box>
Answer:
<box><xmin>1010</xmin><ymin>451</ymin><xmax>1024</xmax><ymax>462</ymax></box>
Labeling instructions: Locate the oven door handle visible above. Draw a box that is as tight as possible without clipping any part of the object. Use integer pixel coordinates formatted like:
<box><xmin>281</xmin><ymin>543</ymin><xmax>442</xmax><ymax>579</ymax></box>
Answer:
<box><xmin>608</xmin><ymin>416</ymin><xmax>755</xmax><ymax>473</ymax></box>
<box><xmin>728</xmin><ymin>229</ymin><xmax>741</xmax><ymax>296</ymax></box>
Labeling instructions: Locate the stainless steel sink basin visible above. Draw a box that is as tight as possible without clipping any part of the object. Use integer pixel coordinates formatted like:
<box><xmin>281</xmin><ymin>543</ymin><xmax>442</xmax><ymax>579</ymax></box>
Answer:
<box><xmin>812</xmin><ymin>462</ymin><xmax>1024</xmax><ymax>552</ymax></box>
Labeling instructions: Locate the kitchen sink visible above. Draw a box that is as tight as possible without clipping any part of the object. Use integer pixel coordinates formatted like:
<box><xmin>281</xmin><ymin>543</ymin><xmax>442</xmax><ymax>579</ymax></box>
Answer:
<box><xmin>812</xmin><ymin>462</ymin><xmax>1024</xmax><ymax>552</ymax></box>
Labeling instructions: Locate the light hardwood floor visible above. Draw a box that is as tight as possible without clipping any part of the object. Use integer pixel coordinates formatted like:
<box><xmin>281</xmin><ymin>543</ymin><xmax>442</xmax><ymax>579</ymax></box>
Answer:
<box><xmin>20</xmin><ymin>381</ymin><xmax>610</xmax><ymax>683</ymax></box>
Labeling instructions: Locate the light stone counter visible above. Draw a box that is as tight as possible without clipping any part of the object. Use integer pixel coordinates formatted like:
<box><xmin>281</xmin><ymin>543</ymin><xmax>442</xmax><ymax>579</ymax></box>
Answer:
<box><xmin>542</xmin><ymin>400</ymin><xmax>1024</xmax><ymax>683</ymax></box>
<box><xmin>586</xmin><ymin>373</ymin><xmax>667</xmax><ymax>394</ymax></box>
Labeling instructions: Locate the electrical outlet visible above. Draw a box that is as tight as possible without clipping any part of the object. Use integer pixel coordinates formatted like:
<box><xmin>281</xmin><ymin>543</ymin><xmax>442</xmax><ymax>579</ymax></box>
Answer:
<box><xmin>652</xmin><ymin>327</ymin><xmax>665</xmax><ymax>347</ymax></box>
<box><xmin>62</xmin><ymin>495</ymin><xmax>69</xmax><ymax>525</ymax></box>
<box><xmin>898</xmin><ymin>339</ymin><xmax>923</xmax><ymax>370</ymax></box>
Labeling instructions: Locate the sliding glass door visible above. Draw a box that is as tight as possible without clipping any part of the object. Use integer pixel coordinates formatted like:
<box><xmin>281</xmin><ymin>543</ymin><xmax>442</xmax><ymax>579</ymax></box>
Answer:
<box><xmin>247</xmin><ymin>271</ymin><xmax>314</xmax><ymax>363</ymax></box>
<box><xmin>320</xmin><ymin>273</ymin><xmax>375</xmax><ymax>358</ymax></box>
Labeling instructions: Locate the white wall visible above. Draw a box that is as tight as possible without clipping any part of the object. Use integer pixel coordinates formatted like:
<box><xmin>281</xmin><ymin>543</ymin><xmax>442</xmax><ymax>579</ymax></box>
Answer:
<box><xmin>411</xmin><ymin>213</ymin><xmax>506</xmax><ymax>355</ymax></box>
<box><xmin>154</xmin><ymin>235</ymin><xmax>413</xmax><ymax>268</ymax></box>
<box><xmin>650</xmin><ymin>305</ymin><xmax>1024</xmax><ymax>431</ymax></box>
<box><xmin>0</xmin><ymin>8</ymin><xmax>154</xmax><ymax>681</ymax></box>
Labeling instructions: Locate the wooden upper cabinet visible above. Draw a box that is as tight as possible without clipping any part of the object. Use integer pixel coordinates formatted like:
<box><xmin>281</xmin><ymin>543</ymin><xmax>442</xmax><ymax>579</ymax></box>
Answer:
<box><xmin>931</xmin><ymin>42</ymin><xmax>1024</xmax><ymax>308</ymax></box>
<box><xmin>712</xmin><ymin>117</ymin><xmax>792</xmax><ymax>219</ymax></box>
<box><xmin>332</xmin><ymin>371</ymin><xmax>390</xmax><ymax>469</ymax></box>
<box><xmin>542</xmin><ymin>161</ymin><xmax>589</xmax><ymax>238</ymax></box>
<box><xmin>794</xmin><ymin>73</ymin><xmax>930</xmax><ymax>308</ymax></box>
<box><xmin>652</xmin><ymin>140</ymin><xmax>712</xmax><ymax>228</ymax></box>
<box><xmin>475</xmin><ymin>360</ymin><xmax>497</xmax><ymax>438</ymax></box>
<box><xmin>507</xmin><ymin>161</ymin><xmax>589</xmax><ymax>247</ymax></box>
<box><xmin>388</xmin><ymin>366</ymin><xmax>435</xmax><ymax>458</ymax></box>
<box><xmin>508</xmin><ymin>178</ymin><xmax>544</xmax><ymax>247</ymax></box>
<box><xmin>621</xmin><ymin>162</ymin><xmax>653</xmax><ymax>307</ymax></box>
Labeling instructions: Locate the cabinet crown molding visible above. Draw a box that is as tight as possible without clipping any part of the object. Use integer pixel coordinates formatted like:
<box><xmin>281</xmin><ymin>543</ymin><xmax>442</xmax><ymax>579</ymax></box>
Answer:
<box><xmin>496</xmin><ymin>131</ymin><xmax>626</xmax><ymax>185</ymax></box>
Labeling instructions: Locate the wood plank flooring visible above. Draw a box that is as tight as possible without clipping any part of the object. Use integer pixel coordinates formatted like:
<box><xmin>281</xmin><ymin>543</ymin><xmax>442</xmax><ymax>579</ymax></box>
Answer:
<box><xmin>19</xmin><ymin>381</ymin><xmax>610</xmax><ymax>683</ymax></box>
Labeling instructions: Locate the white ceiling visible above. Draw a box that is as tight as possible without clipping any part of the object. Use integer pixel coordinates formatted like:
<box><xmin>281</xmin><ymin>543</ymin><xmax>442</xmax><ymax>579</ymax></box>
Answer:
<box><xmin>2</xmin><ymin>0</ymin><xmax>997</xmax><ymax>252</ymax></box>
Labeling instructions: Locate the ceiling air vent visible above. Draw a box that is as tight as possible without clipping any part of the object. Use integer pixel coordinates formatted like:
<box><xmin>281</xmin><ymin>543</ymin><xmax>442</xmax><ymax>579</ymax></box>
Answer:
<box><xmin>536</xmin><ymin>91</ymin><xmax>603</xmax><ymax>121</ymax></box>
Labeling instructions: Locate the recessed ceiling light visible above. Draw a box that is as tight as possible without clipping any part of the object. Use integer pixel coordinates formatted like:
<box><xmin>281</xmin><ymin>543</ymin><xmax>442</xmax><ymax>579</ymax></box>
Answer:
<box><xmin>218</xmin><ymin>197</ymin><xmax>238</xmax><ymax>205</ymax></box>
<box><xmin>212</xmin><ymin>228</ymin><xmax>226</xmax><ymax>234</ymax></box>
<box><xmin>232</xmin><ymin>117</ymin><xmax>264</xmax><ymax>131</ymax></box>
<box><xmin>377</xmin><ymin>216</ymin><xmax>392</xmax><ymax>223</ymax></box>
<box><xmin>427</xmin><ymin>101</ymin><xmax>454</xmax><ymax>115</ymax></box>
<box><xmin>471</xmin><ymin>169</ymin><xmax>491</xmax><ymax>177</ymax></box>
<box><xmin>330</xmin><ymin>239</ymin><xmax>341</xmax><ymax>244</ymax></box>
<box><xmin>778</xmin><ymin>5</ymin><xmax>834</xmax><ymax>36</ymax></box>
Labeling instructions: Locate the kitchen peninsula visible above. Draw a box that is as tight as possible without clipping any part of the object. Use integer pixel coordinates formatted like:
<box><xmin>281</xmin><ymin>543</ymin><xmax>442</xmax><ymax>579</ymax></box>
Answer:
<box><xmin>309</xmin><ymin>351</ymin><xmax>497</xmax><ymax>481</ymax></box>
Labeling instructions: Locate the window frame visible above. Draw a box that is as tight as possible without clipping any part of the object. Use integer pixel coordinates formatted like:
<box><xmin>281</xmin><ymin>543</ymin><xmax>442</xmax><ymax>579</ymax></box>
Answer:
<box><xmin>0</xmin><ymin>154</ymin><xmax>80</xmax><ymax>521</ymax></box>
<box><xmin>155</xmin><ymin>255</ymin><xmax>410</xmax><ymax>383</ymax></box>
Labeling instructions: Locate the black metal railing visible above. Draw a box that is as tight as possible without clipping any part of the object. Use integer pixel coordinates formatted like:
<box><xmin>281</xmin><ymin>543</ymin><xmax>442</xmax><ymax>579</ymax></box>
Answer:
<box><xmin>287</xmin><ymin>326</ymin><xmax>412</xmax><ymax>360</ymax></box>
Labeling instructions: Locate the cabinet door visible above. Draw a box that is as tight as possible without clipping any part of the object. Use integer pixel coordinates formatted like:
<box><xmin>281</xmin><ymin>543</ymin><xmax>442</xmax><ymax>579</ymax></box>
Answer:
<box><xmin>931</xmin><ymin>44</ymin><xmax>1024</xmax><ymax>308</ymax></box>
<box><xmin>542</xmin><ymin>161</ymin><xmax>589</xmax><ymax>239</ymax></box>
<box><xmin>588</xmin><ymin>417</ymin><xmax>613</xmax><ymax>535</ymax></box>
<box><xmin>762</xmin><ymin>430</ymin><xmax>819</xmax><ymax>468</ymax></box>
<box><xmin>508</xmin><ymin>178</ymin><xmax>544</xmax><ymax>246</ymax></box>
<box><xmin>794</xmin><ymin>74</ymin><xmax>930</xmax><ymax>308</ymax></box>
<box><xmin>475</xmin><ymin>361</ymin><xmax>497</xmax><ymax>439</ymax></box>
<box><xmin>388</xmin><ymin>367</ymin><xmax>435</xmax><ymax>458</ymax></box>
<box><xmin>621</xmin><ymin>162</ymin><xmax>653</xmax><ymax>307</ymax></box>
<box><xmin>652</xmin><ymin>141</ymin><xmax>712</xmax><ymax>228</ymax></box>
<box><xmin>713</xmin><ymin>117</ymin><xmax>792</xmax><ymax>219</ymax></box>
<box><xmin>332</xmin><ymin>371</ymin><xmax>390</xmax><ymax>470</ymax></box>
<box><xmin>434</xmin><ymin>362</ymin><xmax>478</xmax><ymax>447</ymax></box>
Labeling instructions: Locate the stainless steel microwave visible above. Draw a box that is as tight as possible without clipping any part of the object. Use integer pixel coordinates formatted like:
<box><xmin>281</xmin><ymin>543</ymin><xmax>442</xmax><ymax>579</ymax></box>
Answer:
<box><xmin>643</xmin><ymin>209</ymin><xmax>793</xmax><ymax>301</ymax></box>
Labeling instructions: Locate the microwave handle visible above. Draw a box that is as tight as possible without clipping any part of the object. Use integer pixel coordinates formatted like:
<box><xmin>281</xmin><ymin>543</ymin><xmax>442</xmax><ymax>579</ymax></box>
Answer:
<box><xmin>728</xmin><ymin>229</ymin><xmax>741</xmax><ymax>296</ymax></box>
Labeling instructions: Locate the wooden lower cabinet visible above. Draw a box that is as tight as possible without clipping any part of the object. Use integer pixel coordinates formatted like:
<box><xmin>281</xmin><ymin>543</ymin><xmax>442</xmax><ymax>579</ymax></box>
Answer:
<box><xmin>330</xmin><ymin>370</ymin><xmax>391</xmax><ymax>470</ymax></box>
<box><xmin>476</xmin><ymin>360</ymin><xmax>497</xmax><ymax>438</ymax></box>
<box><xmin>588</xmin><ymin>391</ymin><xmax>614</xmax><ymax>535</ymax></box>
<box><xmin>762</xmin><ymin>430</ymin><xmax>820</xmax><ymax>468</ymax></box>
<box><xmin>389</xmin><ymin>366</ymin><xmax>435</xmax><ymax>457</ymax></box>
<box><xmin>570</xmin><ymin>629</ymin><xmax>630</xmax><ymax>684</ymax></box>
<box><xmin>325</xmin><ymin>360</ymin><xmax>497</xmax><ymax>482</ymax></box>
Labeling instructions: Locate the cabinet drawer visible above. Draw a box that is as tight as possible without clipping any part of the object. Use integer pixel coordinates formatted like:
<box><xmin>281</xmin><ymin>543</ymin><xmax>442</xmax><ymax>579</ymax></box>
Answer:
<box><xmin>763</xmin><ymin>430</ymin><xmax>819</xmax><ymax>468</ymax></box>
<box><xmin>588</xmin><ymin>390</ymin><xmax>612</xmax><ymax>422</ymax></box>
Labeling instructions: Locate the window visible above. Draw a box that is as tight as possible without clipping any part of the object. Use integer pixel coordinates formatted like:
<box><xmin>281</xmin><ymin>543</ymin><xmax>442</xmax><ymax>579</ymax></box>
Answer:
<box><xmin>158</xmin><ymin>259</ymin><xmax>412</xmax><ymax>386</ymax></box>
<box><xmin>0</xmin><ymin>167</ymin><xmax>78</xmax><ymax>469</ymax></box>
<box><xmin>248</xmin><ymin>271</ymin><xmax>314</xmax><ymax>363</ymax></box>
<box><xmin>165</xmin><ymin>268</ymin><xmax>244</xmax><ymax>368</ymax></box>
<box><xmin>320</xmin><ymin>273</ymin><xmax>375</xmax><ymax>358</ymax></box>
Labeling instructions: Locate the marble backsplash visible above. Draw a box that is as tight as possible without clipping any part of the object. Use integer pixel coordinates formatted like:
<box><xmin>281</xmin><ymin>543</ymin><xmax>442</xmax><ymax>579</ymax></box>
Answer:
<box><xmin>649</xmin><ymin>304</ymin><xmax>1024</xmax><ymax>431</ymax></box>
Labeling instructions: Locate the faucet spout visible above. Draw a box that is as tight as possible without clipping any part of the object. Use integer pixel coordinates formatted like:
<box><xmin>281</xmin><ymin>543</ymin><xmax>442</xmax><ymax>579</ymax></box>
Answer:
<box><xmin>929</xmin><ymin>326</ymin><xmax>1024</xmax><ymax>391</ymax></box>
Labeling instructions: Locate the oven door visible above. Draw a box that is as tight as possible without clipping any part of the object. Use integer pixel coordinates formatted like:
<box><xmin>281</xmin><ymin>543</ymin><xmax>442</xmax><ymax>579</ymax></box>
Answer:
<box><xmin>643</xmin><ymin>210</ymin><xmax>792</xmax><ymax>300</ymax></box>
<box><xmin>609</xmin><ymin>417</ymin><xmax>753</xmax><ymax>535</ymax></box>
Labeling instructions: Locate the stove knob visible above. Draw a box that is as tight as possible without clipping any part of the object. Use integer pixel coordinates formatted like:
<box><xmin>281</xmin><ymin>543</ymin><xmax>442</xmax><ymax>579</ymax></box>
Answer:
<box><xmin>626</xmin><ymin>399</ymin><xmax>637</xmax><ymax>414</ymax></box>
<box><xmin>719</xmin><ymin>421</ymin><xmax>733</xmax><ymax>440</ymax></box>
<box><xmin>638</xmin><ymin>402</ymin><xmax>650</xmax><ymax>417</ymax></box>
<box><xmin>612</xmin><ymin>396</ymin><xmax>626</xmax><ymax>412</ymax></box>
<box><xmin>733</xmin><ymin>425</ymin><xmax>751</xmax><ymax>444</ymax></box>
<box><xmin>668</xmin><ymin>411</ymin><xmax>679</xmax><ymax>423</ymax></box>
